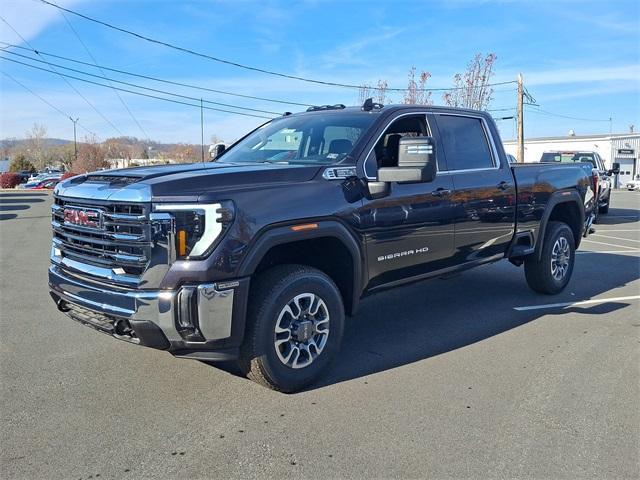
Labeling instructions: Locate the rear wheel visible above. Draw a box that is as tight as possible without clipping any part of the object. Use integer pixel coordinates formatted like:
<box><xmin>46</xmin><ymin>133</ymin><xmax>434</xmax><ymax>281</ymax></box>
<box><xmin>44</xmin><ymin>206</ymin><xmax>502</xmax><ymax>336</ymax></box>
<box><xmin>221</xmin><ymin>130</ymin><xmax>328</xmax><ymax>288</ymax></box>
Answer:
<box><xmin>525</xmin><ymin>221</ymin><xmax>575</xmax><ymax>294</ymax></box>
<box><xmin>239</xmin><ymin>265</ymin><xmax>344</xmax><ymax>392</ymax></box>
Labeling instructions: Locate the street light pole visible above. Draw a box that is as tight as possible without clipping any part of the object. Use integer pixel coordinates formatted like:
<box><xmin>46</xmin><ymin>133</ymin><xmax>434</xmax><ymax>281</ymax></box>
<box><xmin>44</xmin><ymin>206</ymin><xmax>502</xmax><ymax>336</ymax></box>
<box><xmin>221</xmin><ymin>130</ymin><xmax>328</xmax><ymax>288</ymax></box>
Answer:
<box><xmin>70</xmin><ymin>117</ymin><xmax>79</xmax><ymax>162</ymax></box>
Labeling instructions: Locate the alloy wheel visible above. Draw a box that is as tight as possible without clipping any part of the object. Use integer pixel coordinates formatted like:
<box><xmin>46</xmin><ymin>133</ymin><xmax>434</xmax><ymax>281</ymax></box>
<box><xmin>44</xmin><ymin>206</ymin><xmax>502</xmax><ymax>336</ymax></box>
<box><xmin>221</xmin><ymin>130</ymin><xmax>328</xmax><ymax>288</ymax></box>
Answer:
<box><xmin>274</xmin><ymin>293</ymin><xmax>330</xmax><ymax>369</ymax></box>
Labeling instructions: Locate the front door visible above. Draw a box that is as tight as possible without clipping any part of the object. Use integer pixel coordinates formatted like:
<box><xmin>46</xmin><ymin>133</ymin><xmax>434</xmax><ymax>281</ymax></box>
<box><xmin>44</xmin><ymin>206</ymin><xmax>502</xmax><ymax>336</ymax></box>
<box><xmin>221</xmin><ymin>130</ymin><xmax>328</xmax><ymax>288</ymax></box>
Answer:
<box><xmin>357</xmin><ymin>113</ymin><xmax>456</xmax><ymax>288</ymax></box>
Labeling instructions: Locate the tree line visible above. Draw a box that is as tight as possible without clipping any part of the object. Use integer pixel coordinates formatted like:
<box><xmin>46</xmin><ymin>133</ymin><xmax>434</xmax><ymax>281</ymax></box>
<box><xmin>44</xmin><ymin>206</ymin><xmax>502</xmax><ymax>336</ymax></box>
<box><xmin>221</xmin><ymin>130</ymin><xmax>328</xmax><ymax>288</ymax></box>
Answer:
<box><xmin>2</xmin><ymin>124</ymin><xmax>209</xmax><ymax>174</ymax></box>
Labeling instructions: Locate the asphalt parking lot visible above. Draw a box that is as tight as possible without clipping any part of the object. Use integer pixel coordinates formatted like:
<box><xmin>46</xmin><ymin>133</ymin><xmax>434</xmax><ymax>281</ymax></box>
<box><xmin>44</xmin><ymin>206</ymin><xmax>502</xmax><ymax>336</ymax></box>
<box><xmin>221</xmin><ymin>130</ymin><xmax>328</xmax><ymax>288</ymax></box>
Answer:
<box><xmin>1</xmin><ymin>189</ymin><xmax>638</xmax><ymax>479</ymax></box>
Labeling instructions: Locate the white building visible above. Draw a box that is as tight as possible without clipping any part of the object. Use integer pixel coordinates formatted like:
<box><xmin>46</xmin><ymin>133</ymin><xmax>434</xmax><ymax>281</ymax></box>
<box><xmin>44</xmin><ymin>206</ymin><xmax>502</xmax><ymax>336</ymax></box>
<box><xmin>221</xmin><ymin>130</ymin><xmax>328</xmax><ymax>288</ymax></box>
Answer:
<box><xmin>503</xmin><ymin>132</ymin><xmax>640</xmax><ymax>187</ymax></box>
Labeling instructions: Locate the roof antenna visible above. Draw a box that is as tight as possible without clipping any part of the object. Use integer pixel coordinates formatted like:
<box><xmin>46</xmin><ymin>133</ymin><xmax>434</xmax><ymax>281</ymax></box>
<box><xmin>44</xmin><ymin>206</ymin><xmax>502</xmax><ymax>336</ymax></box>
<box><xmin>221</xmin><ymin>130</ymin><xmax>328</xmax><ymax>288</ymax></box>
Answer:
<box><xmin>362</xmin><ymin>98</ymin><xmax>383</xmax><ymax>112</ymax></box>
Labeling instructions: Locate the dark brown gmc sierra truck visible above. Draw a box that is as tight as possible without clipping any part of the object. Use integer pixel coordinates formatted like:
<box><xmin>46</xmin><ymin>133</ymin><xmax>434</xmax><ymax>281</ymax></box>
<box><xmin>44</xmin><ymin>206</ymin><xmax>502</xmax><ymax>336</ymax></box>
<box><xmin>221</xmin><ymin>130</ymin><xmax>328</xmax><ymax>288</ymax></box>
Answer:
<box><xmin>49</xmin><ymin>101</ymin><xmax>596</xmax><ymax>392</ymax></box>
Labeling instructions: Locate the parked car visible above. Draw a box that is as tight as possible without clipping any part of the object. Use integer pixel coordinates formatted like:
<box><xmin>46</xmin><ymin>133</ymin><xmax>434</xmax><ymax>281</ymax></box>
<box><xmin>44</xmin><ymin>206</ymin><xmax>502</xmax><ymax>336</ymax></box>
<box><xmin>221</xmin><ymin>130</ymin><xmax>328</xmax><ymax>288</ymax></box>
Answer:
<box><xmin>28</xmin><ymin>168</ymin><xmax>63</xmax><ymax>183</ymax></box>
<box><xmin>49</xmin><ymin>102</ymin><xmax>596</xmax><ymax>392</ymax></box>
<box><xmin>21</xmin><ymin>174</ymin><xmax>61</xmax><ymax>189</ymax></box>
<box><xmin>17</xmin><ymin>170</ymin><xmax>34</xmax><ymax>184</ymax></box>
<box><xmin>626</xmin><ymin>175</ymin><xmax>640</xmax><ymax>191</ymax></box>
<box><xmin>505</xmin><ymin>153</ymin><xmax>517</xmax><ymax>164</ymax></box>
<box><xmin>29</xmin><ymin>179</ymin><xmax>60</xmax><ymax>190</ymax></box>
<box><xmin>540</xmin><ymin>151</ymin><xmax>618</xmax><ymax>218</ymax></box>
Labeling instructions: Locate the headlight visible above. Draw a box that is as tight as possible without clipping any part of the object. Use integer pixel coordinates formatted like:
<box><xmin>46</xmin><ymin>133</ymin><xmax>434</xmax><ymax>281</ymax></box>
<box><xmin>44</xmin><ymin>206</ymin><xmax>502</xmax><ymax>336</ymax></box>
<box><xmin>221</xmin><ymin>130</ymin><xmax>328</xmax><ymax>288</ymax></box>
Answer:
<box><xmin>153</xmin><ymin>202</ymin><xmax>233</xmax><ymax>259</ymax></box>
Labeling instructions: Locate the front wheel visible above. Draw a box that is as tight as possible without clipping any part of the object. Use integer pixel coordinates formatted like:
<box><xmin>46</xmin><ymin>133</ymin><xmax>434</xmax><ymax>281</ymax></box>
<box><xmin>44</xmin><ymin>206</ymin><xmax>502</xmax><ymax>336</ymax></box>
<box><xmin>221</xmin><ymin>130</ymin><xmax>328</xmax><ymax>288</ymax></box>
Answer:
<box><xmin>239</xmin><ymin>265</ymin><xmax>345</xmax><ymax>392</ymax></box>
<box><xmin>524</xmin><ymin>221</ymin><xmax>575</xmax><ymax>294</ymax></box>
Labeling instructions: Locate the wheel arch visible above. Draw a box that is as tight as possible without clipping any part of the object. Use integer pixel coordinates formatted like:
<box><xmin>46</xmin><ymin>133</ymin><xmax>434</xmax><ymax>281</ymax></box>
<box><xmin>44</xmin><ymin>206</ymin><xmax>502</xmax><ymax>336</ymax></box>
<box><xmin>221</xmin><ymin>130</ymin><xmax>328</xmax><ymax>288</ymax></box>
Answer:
<box><xmin>535</xmin><ymin>191</ymin><xmax>585</xmax><ymax>260</ymax></box>
<box><xmin>238</xmin><ymin>221</ymin><xmax>365</xmax><ymax>316</ymax></box>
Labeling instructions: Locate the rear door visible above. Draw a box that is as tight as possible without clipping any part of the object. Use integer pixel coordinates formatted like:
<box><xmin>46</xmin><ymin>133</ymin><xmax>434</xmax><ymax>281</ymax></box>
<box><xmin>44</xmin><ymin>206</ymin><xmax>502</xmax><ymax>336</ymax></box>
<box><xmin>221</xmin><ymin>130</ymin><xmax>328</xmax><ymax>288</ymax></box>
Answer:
<box><xmin>433</xmin><ymin>113</ymin><xmax>516</xmax><ymax>263</ymax></box>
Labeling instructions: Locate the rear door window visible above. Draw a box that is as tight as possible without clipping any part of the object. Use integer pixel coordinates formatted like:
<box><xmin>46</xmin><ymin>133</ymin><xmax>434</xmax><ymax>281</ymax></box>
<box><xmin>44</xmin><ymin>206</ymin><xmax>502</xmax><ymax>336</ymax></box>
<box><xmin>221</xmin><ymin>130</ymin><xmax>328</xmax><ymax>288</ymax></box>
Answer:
<box><xmin>436</xmin><ymin>115</ymin><xmax>495</xmax><ymax>170</ymax></box>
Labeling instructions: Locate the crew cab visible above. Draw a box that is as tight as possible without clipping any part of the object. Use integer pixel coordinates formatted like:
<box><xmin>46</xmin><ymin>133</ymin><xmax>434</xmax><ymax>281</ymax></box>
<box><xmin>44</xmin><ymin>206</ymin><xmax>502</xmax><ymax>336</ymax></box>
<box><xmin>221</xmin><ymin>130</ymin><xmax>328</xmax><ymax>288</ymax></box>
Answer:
<box><xmin>540</xmin><ymin>151</ymin><xmax>619</xmax><ymax>217</ymax></box>
<box><xmin>49</xmin><ymin>102</ymin><xmax>596</xmax><ymax>392</ymax></box>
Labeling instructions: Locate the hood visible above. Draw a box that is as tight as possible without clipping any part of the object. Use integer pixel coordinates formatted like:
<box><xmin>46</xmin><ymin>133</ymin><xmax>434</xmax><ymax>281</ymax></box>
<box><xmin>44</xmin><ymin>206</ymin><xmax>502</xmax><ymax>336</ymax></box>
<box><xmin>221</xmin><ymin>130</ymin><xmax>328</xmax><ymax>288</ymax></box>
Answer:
<box><xmin>54</xmin><ymin>161</ymin><xmax>322</xmax><ymax>203</ymax></box>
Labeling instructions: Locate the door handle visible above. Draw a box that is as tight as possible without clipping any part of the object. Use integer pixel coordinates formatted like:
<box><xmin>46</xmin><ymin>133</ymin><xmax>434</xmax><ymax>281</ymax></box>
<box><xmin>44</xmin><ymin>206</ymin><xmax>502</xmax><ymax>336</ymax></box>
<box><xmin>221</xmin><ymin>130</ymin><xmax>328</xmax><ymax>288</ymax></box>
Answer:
<box><xmin>497</xmin><ymin>181</ymin><xmax>510</xmax><ymax>191</ymax></box>
<box><xmin>431</xmin><ymin>188</ymin><xmax>451</xmax><ymax>197</ymax></box>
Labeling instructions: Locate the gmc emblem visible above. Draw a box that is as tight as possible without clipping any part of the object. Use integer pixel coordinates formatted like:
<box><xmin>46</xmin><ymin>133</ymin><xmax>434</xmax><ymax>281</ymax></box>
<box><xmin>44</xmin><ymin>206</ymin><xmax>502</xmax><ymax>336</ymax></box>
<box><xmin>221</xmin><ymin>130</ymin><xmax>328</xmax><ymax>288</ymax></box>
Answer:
<box><xmin>63</xmin><ymin>207</ymin><xmax>101</xmax><ymax>228</ymax></box>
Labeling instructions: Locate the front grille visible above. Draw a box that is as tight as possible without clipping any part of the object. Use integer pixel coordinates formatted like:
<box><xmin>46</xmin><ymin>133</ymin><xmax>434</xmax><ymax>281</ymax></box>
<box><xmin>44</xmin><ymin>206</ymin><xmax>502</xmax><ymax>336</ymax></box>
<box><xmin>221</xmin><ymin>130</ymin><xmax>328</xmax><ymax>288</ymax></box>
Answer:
<box><xmin>52</xmin><ymin>196</ymin><xmax>152</xmax><ymax>276</ymax></box>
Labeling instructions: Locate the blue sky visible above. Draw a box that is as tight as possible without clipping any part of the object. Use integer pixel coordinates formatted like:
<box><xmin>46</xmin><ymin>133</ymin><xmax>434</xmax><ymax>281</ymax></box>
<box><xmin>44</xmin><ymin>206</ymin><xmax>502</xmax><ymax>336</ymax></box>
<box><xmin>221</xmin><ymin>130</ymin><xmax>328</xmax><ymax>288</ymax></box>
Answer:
<box><xmin>1</xmin><ymin>0</ymin><xmax>639</xmax><ymax>144</ymax></box>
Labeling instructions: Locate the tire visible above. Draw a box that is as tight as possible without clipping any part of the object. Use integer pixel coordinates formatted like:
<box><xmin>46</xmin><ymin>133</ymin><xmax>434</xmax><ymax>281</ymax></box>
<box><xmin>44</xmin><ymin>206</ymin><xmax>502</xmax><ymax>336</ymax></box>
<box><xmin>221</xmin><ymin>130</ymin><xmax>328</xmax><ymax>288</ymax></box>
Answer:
<box><xmin>239</xmin><ymin>264</ymin><xmax>345</xmax><ymax>393</ymax></box>
<box><xmin>525</xmin><ymin>221</ymin><xmax>575</xmax><ymax>295</ymax></box>
<box><xmin>598</xmin><ymin>193</ymin><xmax>610</xmax><ymax>214</ymax></box>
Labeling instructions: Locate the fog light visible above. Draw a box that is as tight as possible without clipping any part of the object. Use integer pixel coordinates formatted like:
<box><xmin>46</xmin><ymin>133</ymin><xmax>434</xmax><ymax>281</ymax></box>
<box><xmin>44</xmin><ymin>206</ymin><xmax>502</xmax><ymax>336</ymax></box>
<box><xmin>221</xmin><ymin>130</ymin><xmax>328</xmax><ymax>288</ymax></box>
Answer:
<box><xmin>176</xmin><ymin>287</ymin><xmax>204</xmax><ymax>341</ymax></box>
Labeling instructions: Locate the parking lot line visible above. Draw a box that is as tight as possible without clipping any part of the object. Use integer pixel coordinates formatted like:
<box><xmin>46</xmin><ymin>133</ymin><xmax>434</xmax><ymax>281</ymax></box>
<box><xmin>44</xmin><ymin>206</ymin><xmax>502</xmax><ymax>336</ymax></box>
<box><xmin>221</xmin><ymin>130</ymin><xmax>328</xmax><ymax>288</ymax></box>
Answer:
<box><xmin>592</xmin><ymin>229</ymin><xmax>640</xmax><ymax>232</ymax></box>
<box><xmin>576</xmin><ymin>250</ymin><xmax>640</xmax><ymax>254</ymax></box>
<box><xmin>514</xmin><ymin>295</ymin><xmax>640</xmax><ymax>311</ymax></box>
<box><xmin>592</xmin><ymin>233</ymin><xmax>640</xmax><ymax>243</ymax></box>
<box><xmin>582</xmin><ymin>238</ymin><xmax>638</xmax><ymax>249</ymax></box>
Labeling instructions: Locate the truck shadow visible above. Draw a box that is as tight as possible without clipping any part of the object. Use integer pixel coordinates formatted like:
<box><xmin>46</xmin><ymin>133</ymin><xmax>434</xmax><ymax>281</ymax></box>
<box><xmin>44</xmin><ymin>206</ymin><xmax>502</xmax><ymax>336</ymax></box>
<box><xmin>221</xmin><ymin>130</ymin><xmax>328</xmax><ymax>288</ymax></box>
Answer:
<box><xmin>308</xmin><ymin>251</ymin><xmax>639</xmax><ymax>391</ymax></box>
<box><xmin>209</xmin><ymin>252</ymin><xmax>639</xmax><ymax>391</ymax></box>
<box><xmin>0</xmin><ymin>192</ymin><xmax>51</xmax><ymax>221</ymax></box>
<box><xmin>596</xmin><ymin>206</ymin><xmax>639</xmax><ymax>225</ymax></box>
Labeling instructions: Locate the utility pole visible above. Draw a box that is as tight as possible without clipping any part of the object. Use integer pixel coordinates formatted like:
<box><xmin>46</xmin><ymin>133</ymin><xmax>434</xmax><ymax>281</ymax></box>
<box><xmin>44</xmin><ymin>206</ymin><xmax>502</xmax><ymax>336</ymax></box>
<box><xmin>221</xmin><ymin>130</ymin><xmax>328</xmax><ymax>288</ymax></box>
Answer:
<box><xmin>200</xmin><ymin>99</ymin><xmax>205</xmax><ymax>163</ymax></box>
<box><xmin>70</xmin><ymin>117</ymin><xmax>79</xmax><ymax>162</ymax></box>
<box><xmin>516</xmin><ymin>73</ymin><xmax>524</xmax><ymax>163</ymax></box>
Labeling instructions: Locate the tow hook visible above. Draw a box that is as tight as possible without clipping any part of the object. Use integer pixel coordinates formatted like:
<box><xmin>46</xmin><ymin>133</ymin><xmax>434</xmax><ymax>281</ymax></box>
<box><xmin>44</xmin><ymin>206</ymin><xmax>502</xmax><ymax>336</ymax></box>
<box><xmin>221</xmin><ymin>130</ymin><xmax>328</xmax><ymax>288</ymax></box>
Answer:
<box><xmin>56</xmin><ymin>298</ymin><xmax>71</xmax><ymax>312</ymax></box>
<box><xmin>113</xmin><ymin>319</ymin><xmax>134</xmax><ymax>336</ymax></box>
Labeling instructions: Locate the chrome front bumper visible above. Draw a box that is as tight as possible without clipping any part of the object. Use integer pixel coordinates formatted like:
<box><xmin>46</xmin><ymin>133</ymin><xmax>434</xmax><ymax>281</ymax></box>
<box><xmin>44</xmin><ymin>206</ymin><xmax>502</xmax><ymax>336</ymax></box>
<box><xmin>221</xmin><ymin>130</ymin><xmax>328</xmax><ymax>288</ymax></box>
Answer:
<box><xmin>49</xmin><ymin>264</ymin><xmax>242</xmax><ymax>360</ymax></box>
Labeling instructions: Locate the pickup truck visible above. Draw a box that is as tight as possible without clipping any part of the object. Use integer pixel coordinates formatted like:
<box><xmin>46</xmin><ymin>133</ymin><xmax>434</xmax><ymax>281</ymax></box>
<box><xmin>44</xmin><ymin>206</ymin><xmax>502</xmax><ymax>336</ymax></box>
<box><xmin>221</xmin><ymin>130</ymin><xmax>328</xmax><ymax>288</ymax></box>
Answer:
<box><xmin>49</xmin><ymin>102</ymin><xmax>596</xmax><ymax>392</ymax></box>
<box><xmin>540</xmin><ymin>151</ymin><xmax>619</xmax><ymax>218</ymax></box>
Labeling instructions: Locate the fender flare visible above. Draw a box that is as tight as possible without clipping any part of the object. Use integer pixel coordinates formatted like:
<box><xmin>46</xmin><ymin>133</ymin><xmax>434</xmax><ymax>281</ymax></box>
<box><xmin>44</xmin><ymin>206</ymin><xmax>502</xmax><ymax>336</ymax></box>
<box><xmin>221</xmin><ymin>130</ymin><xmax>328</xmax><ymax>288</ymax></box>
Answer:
<box><xmin>535</xmin><ymin>190</ymin><xmax>585</xmax><ymax>260</ymax></box>
<box><xmin>238</xmin><ymin>220</ymin><xmax>365</xmax><ymax>315</ymax></box>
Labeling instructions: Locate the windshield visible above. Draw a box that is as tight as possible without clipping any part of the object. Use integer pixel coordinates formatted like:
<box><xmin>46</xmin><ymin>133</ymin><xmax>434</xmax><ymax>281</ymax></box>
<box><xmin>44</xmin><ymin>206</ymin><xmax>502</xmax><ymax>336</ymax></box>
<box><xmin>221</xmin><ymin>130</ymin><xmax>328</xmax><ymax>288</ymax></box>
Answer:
<box><xmin>218</xmin><ymin>112</ymin><xmax>376</xmax><ymax>165</ymax></box>
<box><xmin>540</xmin><ymin>152</ymin><xmax>597</xmax><ymax>169</ymax></box>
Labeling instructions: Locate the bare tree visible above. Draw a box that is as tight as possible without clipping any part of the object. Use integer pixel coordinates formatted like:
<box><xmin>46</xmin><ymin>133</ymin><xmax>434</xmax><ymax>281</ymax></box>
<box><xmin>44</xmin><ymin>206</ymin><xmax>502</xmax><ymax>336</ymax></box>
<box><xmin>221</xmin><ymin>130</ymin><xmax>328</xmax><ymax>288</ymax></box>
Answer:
<box><xmin>25</xmin><ymin>123</ymin><xmax>48</xmax><ymax>170</ymax></box>
<box><xmin>210</xmin><ymin>134</ymin><xmax>224</xmax><ymax>144</ymax></box>
<box><xmin>73</xmin><ymin>135</ymin><xmax>107</xmax><ymax>173</ymax></box>
<box><xmin>357</xmin><ymin>79</ymin><xmax>390</xmax><ymax>105</ymax></box>
<box><xmin>48</xmin><ymin>144</ymin><xmax>75</xmax><ymax>172</ymax></box>
<box><xmin>169</xmin><ymin>144</ymin><xmax>199</xmax><ymax>163</ymax></box>
<box><xmin>403</xmin><ymin>67</ymin><xmax>432</xmax><ymax>105</ymax></box>
<box><xmin>443</xmin><ymin>53</ymin><xmax>497</xmax><ymax>110</ymax></box>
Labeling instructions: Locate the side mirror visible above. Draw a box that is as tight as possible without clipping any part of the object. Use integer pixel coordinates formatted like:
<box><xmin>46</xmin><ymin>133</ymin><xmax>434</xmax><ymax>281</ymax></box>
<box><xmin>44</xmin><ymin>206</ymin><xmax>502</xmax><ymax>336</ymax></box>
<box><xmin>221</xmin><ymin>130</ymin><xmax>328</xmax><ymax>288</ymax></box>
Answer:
<box><xmin>378</xmin><ymin>136</ymin><xmax>437</xmax><ymax>183</ymax></box>
<box><xmin>609</xmin><ymin>162</ymin><xmax>620</xmax><ymax>175</ymax></box>
<box><xmin>212</xmin><ymin>144</ymin><xmax>226</xmax><ymax>160</ymax></box>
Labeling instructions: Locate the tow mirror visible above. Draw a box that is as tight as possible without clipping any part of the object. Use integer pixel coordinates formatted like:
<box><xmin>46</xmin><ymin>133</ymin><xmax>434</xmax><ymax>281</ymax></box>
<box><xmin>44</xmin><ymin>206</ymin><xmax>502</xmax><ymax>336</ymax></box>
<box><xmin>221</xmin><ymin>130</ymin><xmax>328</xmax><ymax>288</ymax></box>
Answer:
<box><xmin>212</xmin><ymin>144</ymin><xmax>226</xmax><ymax>160</ymax></box>
<box><xmin>378</xmin><ymin>136</ymin><xmax>437</xmax><ymax>183</ymax></box>
<box><xmin>609</xmin><ymin>162</ymin><xmax>620</xmax><ymax>175</ymax></box>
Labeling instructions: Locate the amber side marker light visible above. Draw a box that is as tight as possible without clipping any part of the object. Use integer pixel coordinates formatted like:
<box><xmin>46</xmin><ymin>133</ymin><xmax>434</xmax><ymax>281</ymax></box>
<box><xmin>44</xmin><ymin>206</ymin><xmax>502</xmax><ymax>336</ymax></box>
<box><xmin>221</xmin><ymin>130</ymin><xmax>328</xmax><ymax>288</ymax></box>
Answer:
<box><xmin>178</xmin><ymin>230</ymin><xmax>187</xmax><ymax>256</ymax></box>
<box><xmin>290</xmin><ymin>223</ymin><xmax>319</xmax><ymax>232</ymax></box>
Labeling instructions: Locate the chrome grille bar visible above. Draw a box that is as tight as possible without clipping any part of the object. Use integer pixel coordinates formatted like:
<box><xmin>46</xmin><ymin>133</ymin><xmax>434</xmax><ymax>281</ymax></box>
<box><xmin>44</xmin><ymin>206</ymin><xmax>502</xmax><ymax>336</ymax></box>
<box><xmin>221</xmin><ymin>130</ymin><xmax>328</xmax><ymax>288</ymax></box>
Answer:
<box><xmin>52</xmin><ymin>196</ymin><xmax>152</xmax><ymax>276</ymax></box>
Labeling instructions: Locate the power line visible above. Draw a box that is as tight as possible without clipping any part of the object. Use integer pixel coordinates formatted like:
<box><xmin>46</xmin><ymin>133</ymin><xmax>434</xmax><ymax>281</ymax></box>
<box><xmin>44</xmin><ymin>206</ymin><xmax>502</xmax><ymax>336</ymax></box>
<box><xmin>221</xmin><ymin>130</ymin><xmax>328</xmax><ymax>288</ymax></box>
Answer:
<box><xmin>0</xmin><ymin>42</ymin><xmax>311</xmax><ymax>108</ymax></box>
<box><xmin>38</xmin><ymin>0</ymin><xmax>518</xmax><ymax>93</ymax></box>
<box><xmin>59</xmin><ymin>11</ymin><xmax>150</xmax><ymax>139</ymax></box>
<box><xmin>2</xmin><ymin>51</ymin><xmax>282</xmax><ymax>115</ymax></box>
<box><xmin>1</xmin><ymin>56</ymin><xmax>274</xmax><ymax>119</ymax></box>
<box><xmin>1</xmin><ymin>71</ymin><xmax>95</xmax><ymax>135</ymax></box>
<box><xmin>0</xmin><ymin>15</ymin><xmax>124</xmax><ymax>136</ymax></box>
<box><xmin>525</xmin><ymin>106</ymin><xmax>610</xmax><ymax>122</ymax></box>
